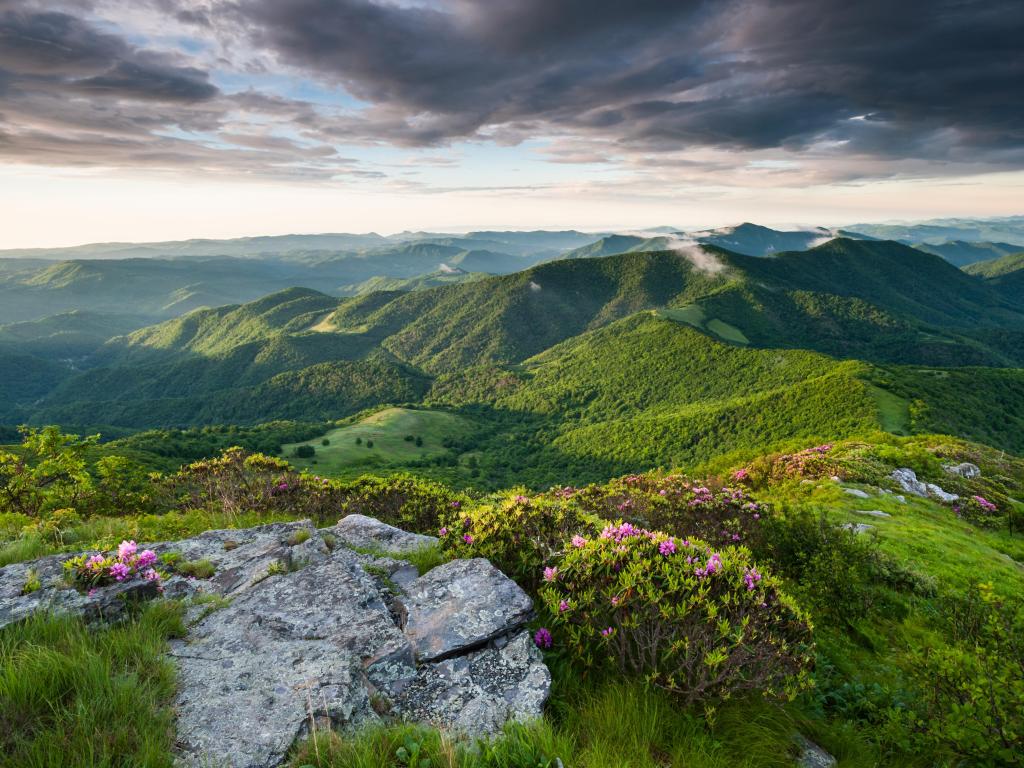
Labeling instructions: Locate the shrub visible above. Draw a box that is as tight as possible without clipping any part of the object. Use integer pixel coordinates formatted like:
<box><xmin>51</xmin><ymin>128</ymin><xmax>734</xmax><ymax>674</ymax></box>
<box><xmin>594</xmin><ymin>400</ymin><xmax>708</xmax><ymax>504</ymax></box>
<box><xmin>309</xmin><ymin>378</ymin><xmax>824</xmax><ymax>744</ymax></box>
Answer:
<box><xmin>366</xmin><ymin>440</ymin><xmax>374</xmax><ymax>449</ymax></box>
<box><xmin>159</xmin><ymin>447</ymin><xmax>347</xmax><ymax>522</ymax></box>
<box><xmin>753</xmin><ymin>508</ymin><xmax>883</xmax><ymax>622</ymax></box>
<box><xmin>912</xmin><ymin>584</ymin><xmax>1023</xmax><ymax>765</ymax></box>
<box><xmin>741</xmin><ymin>444</ymin><xmax>844</xmax><ymax>487</ymax></box>
<box><xmin>321</xmin><ymin>438</ymin><xmax>330</xmax><ymax>446</ymax></box>
<box><xmin>559</xmin><ymin>472</ymin><xmax>768</xmax><ymax>549</ymax></box>
<box><xmin>338</xmin><ymin>474</ymin><xmax>467</xmax><ymax>534</ymax></box>
<box><xmin>538</xmin><ymin>522</ymin><xmax>813</xmax><ymax>709</ymax></box>
<box><xmin>355</xmin><ymin>437</ymin><xmax>362</xmax><ymax>445</ymax></box>
<box><xmin>440</xmin><ymin>492</ymin><xmax>596</xmax><ymax>589</ymax></box>
<box><xmin>63</xmin><ymin>539</ymin><xmax>163</xmax><ymax>592</ymax></box>
<box><xmin>294</xmin><ymin>445</ymin><xmax>315</xmax><ymax>459</ymax></box>
<box><xmin>0</xmin><ymin>427</ymin><xmax>97</xmax><ymax>518</ymax></box>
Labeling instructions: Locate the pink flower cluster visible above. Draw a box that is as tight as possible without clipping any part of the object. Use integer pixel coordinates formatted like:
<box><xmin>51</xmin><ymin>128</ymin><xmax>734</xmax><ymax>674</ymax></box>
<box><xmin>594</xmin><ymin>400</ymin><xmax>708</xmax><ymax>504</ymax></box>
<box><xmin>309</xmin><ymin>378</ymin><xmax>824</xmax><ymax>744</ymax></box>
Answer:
<box><xmin>68</xmin><ymin>539</ymin><xmax>161</xmax><ymax>590</ymax></box>
<box><xmin>534</xmin><ymin>627</ymin><xmax>553</xmax><ymax>649</ymax></box>
<box><xmin>744</xmin><ymin>567</ymin><xmax>762</xmax><ymax>591</ymax></box>
<box><xmin>694</xmin><ymin>552</ymin><xmax>723</xmax><ymax>579</ymax></box>
<box><xmin>973</xmin><ymin>495</ymin><xmax>998</xmax><ymax>513</ymax></box>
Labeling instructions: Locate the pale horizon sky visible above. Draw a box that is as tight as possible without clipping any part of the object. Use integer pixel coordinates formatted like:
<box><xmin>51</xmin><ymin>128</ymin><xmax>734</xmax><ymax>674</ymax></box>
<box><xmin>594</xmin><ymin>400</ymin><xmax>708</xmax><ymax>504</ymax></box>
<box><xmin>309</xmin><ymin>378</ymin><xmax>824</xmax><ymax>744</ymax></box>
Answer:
<box><xmin>1</xmin><ymin>1</ymin><xmax>1021</xmax><ymax>249</ymax></box>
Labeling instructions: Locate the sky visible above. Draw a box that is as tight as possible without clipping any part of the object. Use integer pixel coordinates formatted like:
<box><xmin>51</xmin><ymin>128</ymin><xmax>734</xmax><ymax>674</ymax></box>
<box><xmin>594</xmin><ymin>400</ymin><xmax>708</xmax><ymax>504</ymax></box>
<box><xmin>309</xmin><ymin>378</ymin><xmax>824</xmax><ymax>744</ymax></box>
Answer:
<box><xmin>0</xmin><ymin>0</ymin><xmax>1022</xmax><ymax>247</ymax></box>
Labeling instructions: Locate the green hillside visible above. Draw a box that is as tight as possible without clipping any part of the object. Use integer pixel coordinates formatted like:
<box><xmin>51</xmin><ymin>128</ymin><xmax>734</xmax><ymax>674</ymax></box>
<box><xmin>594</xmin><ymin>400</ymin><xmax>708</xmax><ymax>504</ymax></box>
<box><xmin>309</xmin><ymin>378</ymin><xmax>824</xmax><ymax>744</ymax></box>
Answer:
<box><xmin>916</xmin><ymin>240</ymin><xmax>1024</xmax><ymax>267</ymax></box>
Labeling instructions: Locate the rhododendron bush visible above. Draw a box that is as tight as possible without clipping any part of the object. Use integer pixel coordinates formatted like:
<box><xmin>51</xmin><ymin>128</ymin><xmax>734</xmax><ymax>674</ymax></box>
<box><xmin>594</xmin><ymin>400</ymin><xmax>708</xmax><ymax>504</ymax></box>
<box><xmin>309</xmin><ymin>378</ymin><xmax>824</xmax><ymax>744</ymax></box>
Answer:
<box><xmin>439</xmin><ymin>492</ymin><xmax>595</xmax><ymax>588</ymax></box>
<box><xmin>538</xmin><ymin>522</ymin><xmax>813</xmax><ymax>708</ymax></box>
<box><xmin>559</xmin><ymin>473</ymin><xmax>768</xmax><ymax>548</ymax></box>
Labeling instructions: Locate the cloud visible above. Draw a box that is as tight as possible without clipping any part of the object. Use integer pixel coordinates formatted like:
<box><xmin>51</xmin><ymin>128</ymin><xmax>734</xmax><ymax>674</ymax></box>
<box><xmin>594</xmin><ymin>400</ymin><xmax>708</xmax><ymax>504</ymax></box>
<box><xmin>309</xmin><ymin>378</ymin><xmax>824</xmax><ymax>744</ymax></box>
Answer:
<box><xmin>0</xmin><ymin>0</ymin><xmax>1021</xmax><ymax>186</ymax></box>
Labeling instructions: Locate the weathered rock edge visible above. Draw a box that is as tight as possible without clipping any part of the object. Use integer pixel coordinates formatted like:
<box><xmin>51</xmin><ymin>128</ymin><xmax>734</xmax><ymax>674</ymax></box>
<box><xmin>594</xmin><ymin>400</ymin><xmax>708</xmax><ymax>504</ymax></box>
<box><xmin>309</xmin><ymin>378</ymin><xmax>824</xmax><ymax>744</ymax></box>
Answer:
<box><xmin>0</xmin><ymin>516</ymin><xmax>551</xmax><ymax>768</ymax></box>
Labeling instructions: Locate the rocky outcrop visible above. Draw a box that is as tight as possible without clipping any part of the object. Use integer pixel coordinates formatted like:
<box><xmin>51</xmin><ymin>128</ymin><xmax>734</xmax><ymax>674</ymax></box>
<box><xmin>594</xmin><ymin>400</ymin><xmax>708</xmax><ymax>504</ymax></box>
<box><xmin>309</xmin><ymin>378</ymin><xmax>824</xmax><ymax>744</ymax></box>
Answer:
<box><xmin>944</xmin><ymin>462</ymin><xmax>981</xmax><ymax>479</ymax></box>
<box><xmin>890</xmin><ymin>468</ymin><xmax>959</xmax><ymax>503</ymax></box>
<box><xmin>0</xmin><ymin>515</ymin><xmax>550</xmax><ymax>768</ymax></box>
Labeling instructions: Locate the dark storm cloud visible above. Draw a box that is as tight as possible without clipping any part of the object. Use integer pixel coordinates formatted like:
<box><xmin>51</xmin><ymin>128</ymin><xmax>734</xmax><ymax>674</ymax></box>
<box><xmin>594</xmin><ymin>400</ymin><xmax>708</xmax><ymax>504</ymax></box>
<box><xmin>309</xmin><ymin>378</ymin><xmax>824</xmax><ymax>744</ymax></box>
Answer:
<box><xmin>0</xmin><ymin>0</ymin><xmax>1021</xmax><ymax>179</ymax></box>
<box><xmin>229</xmin><ymin>0</ymin><xmax>1023</xmax><ymax>161</ymax></box>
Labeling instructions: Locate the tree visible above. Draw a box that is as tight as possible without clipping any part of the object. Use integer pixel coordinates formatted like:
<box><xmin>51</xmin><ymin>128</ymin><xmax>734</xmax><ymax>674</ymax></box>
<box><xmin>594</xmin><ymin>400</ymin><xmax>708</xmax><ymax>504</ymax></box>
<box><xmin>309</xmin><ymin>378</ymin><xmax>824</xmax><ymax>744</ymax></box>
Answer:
<box><xmin>294</xmin><ymin>445</ymin><xmax>315</xmax><ymax>459</ymax></box>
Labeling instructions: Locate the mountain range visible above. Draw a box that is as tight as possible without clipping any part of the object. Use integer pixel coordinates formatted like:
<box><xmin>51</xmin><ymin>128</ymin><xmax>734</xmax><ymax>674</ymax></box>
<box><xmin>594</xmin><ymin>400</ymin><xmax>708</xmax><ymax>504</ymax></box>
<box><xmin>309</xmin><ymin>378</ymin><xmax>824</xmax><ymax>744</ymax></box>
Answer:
<box><xmin>3</xmin><ymin>233</ymin><xmax>1023</xmax><ymax>486</ymax></box>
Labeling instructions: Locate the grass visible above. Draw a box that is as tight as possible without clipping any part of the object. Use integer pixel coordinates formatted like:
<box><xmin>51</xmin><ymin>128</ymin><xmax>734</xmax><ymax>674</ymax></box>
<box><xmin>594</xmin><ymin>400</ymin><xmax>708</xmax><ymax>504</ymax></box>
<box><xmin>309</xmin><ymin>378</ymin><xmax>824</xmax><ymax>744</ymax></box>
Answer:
<box><xmin>287</xmin><ymin>678</ymin><xmax>869</xmax><ymax>768</ymax></box>
<box><xmin>349</xmin><ymin>542</ymin><xmax>446</xmax><ymax>576</ymax></box>
<box><xmin>281</xmin><ymin>407</ymin><xmax>475</xmax><ymax>476</ymax></box>
<box><xmin>758</xmin><ymin>480</ymin><xmax>1024</xmax><ymax>598</ymax></box>
<box><xmin>867</xmin><ymin>385</ymin><xmax>911</xmax><ymax>434</ymax></box>
<box><xmin>656</xmin><ymin>305</ymin><xmax>749</xmax><ymax>345</ymax></box>
<box><xmin>0</xmin><ymin>600</ymin><xmax>185</xmax><ymax>768</ymax></box>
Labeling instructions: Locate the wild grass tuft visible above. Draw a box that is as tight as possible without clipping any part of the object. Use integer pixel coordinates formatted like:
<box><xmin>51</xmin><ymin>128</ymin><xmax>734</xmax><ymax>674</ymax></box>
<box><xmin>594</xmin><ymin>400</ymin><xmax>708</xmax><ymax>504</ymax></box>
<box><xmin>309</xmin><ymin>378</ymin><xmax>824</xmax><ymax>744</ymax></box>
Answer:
<box><xmin>0</xmin><ymin>600</ymin><xmax>185</xmax><ymax>768</ymax></box>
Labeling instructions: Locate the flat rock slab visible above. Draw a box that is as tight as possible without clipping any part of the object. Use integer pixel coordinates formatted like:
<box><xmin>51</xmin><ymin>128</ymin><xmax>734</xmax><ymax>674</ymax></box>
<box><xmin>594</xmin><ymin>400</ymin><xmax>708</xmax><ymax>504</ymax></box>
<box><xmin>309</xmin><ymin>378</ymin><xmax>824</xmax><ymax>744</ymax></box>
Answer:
<box><xmin>400</xmin><ymin>558</ymin><xmax>534</xmax><ymax>662</ymax></box>
<box><xmin>334</xmin><ymin>514</ymin><xmax>438</xmax><ymax>555</ymax></box>
<box><xmin>855</xmin><ymin>510</ymin><xmax>891</xmax><ymax>518</ymax></box>
<box><xmin>944</xmin><ymin>462</ymin><xmax>981</xmax><ymax>479</ymax></box>
<box><xmin>843</xmin><ymin>488</ymin><xmax>871</xmax><ymax>499</ymax></box>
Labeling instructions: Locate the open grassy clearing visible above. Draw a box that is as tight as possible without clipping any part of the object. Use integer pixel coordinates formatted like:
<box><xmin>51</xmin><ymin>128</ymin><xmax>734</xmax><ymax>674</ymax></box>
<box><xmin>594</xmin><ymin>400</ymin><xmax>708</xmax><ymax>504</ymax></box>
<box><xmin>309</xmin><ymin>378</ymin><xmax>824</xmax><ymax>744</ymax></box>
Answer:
<box><xmin>656</xmin><ymin>306</ymin><xmax>749</xmax><ymax>345</ymax></box>
<box><xmin>281</xmin><ymin>407</ymin><xmax>474</xmax><ymax>475</ymax></box>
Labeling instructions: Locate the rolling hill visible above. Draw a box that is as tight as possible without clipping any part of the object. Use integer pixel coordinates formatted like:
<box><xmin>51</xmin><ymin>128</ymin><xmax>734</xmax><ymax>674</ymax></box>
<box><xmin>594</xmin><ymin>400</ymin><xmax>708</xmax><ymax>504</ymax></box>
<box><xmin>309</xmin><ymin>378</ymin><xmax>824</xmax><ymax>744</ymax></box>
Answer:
<box><xmin>12</xmin><ymin>238</ymin><xmax>1024</xmax><ymax>449</ymax></box>
<box><xmin>916</xmin><ymin>240</ymin><xmax>1024</xmax><ymax>267</ymax></box>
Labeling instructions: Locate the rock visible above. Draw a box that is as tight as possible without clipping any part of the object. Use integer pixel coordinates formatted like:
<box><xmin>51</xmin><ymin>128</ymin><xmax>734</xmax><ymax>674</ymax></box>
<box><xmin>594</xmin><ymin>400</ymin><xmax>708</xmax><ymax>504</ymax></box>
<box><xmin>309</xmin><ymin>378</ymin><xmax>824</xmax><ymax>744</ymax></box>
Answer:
<box><xmin>855</xmin><ymin>510</ymin><xmax>891</xmax><ymax>518</ymax></box>
<box><xmin>944</xmin><ymin>462</ymin><xmax>981</xmax><ymax>479</ymax></box>
<box><xmin>795</xmin><ymin>734</ymin><xmax>837</xmax><ymax>768</ymax></box>
<box><xmin>399</xmin><ymin>558</ymin><xmax>534</xmax><ymax>662</ymax></box>
<box><xmin>843</xmin><ymin>488</ymin><xmax>871</xmax><ymax>499</ymax></box>
<box><xmin>926</xmin><ymin>483</ymin><xmax>960</xmax><ymax>503</ymax></box>
<box><xmin>0</xmin><ymin>553</ymin><xmax>163</xmax><ymax>631</ymax></box>
<box><xmin>891</xmin><ymin>468</ymin><xmax>929</xmax><ymax>497</ymax></box>
<box><xmin>334</xmin><ymin>514</ymin><xmax>438</xmax><ymax>555</ymax></box>
<box><xmin>392</xmin><ymin>630</ymin><xmax>551</xmax><ymax>737</ymax></box>
<box><xmin>842</xmin><ymin>523</ymin><xmax>875</xmax><ymax>534</ymax></box>
<box><xmin>890</xmin><ymin>468</ymin><xmax>958</xmax><ymax>503</ymax></box>
<box><xmin>1</xmin><ymin>518</ymin><xmax>550</xmax><ymax>768</ymax></box>
<box><xmin>895</xmin><ymin>495</ymin><xmax>907</xmax><ymax>504</ymax></box>
<box><xmin>171</xmin><ymin>544</ymin><xmax>410</xmax><ymax>768</ymax></box>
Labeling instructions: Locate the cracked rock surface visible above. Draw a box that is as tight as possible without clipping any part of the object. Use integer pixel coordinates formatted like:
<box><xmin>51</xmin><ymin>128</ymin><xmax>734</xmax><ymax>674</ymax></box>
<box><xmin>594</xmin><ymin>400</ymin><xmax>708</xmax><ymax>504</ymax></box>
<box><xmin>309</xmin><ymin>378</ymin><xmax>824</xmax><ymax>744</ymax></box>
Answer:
<box><xmin>0</xmin><ymin>516</ymin><xmax>550</xmax><ymax>768</ymax></box>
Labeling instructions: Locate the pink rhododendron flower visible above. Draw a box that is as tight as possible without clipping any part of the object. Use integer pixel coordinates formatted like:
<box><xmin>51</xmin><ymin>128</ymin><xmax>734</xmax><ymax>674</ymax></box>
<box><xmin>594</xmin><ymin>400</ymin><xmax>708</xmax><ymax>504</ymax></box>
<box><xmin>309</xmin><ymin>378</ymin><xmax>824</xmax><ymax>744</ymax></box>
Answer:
<box><xmin>571</xmin><ymin>535</ymin><xmax>587</xmax><ymax>548</ymax></box>
<box><xmin>109</xmin><ymin>562</ymin><xmax>130</xmax><ymax>581</ymax></box>
<box><xmin>136</xmin><ymin>550</ymin><xmax>157</xmax><ymax>568</ymax></box>
<box><xmin>559</xmin><ymin>600</ymin><xmax>569</xmax><ymax>613</ymax></box>
<box><xmin>600</xmin><ymin>627</ymin><xmax>614</xmax><ymax>638</ymax></box>
<box><xmin>543</xmin><ymin>566</ymin><xmax>558</xmax><ymax>582</ymax></box>
<box><xmin>117</xmin><ymin>540</ymin><xmax>137</xmax><ymax>561</ymax></box>
<box><xmin>86</xmin><ymin>554</ymin><xmax>105</xmax><ymax>571</ymax></box>
<box><xmin>659</xmin><ymin>539</ymin><xmax>677</xmax><ymax>556</ymax></box>
<box><xmin>438</xmin><ymin>527</ymin><xmax>448</xmax><ymax>537</ymax></box>
<box><xmin>143</xmin><ymin>568</ymin><xmax>160</xmax><ymax>582</ymax></box>
<box><xmin>462</xmin><ymin>533</ymin><xmax>474</xmax><ymax>544</ymax></box>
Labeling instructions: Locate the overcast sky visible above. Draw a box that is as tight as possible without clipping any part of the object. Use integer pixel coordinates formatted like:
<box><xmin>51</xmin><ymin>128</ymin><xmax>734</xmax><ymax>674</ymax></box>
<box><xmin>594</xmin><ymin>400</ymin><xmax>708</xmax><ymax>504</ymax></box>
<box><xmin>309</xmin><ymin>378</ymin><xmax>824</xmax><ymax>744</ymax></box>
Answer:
<box><xmin>1</xmin><ymin>0</ymin><xmax>1022</xmax><ymax>246</ymax></box>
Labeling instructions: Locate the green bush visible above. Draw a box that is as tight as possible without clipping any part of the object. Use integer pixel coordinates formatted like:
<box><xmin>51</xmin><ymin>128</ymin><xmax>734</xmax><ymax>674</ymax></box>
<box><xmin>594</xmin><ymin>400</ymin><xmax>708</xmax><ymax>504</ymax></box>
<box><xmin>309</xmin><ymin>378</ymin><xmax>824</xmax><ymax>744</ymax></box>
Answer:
<box><xmin>753</xmin><ymin>508</ymin><xmax>886</xmax><ymax>622</ymax></box>
<box><xmin>440</xmin><ymin>492</ymin><xmax>596</xmax><ymax>589</ymax></box>
<box><xmin>538</xmin><ymin>522</ymin><xmax>813</xmax><ymax>709</ymax></box>
<box><xmin>912</xmin><ymin>584</ymin><xmax>1024</xmax><ymax>765</ymax></box>
<box><xmin>294</xmin><ymin>445</ymin><xmax>316</xmax><ymax>459</ymax></box>
<box><xmin>338</xmin><ymin>474</ymin><xmax>467</xmax><ymax>534</ymax></box>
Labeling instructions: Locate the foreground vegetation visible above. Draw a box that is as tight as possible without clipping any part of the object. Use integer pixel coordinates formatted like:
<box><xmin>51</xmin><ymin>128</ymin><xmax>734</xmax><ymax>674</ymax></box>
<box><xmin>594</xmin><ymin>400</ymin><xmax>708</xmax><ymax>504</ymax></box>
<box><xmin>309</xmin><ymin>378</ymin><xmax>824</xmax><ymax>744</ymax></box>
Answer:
<box><xmin>1</xmin><ymin>426</ymin><xmax>1022</xmax><ymax>766</ymax></box>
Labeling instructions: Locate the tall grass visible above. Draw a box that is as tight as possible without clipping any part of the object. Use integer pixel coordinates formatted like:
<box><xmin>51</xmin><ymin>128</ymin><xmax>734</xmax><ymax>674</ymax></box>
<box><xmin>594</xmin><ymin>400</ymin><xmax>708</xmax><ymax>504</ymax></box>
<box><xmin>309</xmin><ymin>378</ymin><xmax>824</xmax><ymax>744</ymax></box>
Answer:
<box><xmin>0</xmin><ymin>601</ymin><xmax>185</xmax><ymax>768</ymax></box>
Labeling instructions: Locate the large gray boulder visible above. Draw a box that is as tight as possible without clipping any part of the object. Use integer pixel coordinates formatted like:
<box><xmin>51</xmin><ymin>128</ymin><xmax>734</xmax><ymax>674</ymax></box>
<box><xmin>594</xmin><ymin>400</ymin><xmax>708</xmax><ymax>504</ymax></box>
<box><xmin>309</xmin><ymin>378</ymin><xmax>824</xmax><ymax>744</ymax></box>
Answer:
<box><xmin>0</xmin><ymin>518</ymin><xmax>550</xmax><ymax>768</ymax></box>
<box><xmin>400</xmin><ymin>558</ymin><xmax>534</xmax><ymax>662</ymax></box>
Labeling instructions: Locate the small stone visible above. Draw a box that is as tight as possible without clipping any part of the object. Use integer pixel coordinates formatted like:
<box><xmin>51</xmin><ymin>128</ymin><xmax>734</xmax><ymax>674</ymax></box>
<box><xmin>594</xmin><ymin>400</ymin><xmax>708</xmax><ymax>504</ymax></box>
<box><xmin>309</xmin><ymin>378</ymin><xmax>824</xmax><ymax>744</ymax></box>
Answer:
<box><xmin>844</xmin><ymin>488</ymin><xmax>871</xmax><ymax>499</ymax></box>
<box><xmin>795</xmin><ymin>735</ymin><xmax>837</xmax><ymax>768</ymax></box>
<box><xmin>842</xmin><ymin>523</ymin><xmax>874</xmax><ymax>534</ymax></box>
<box><xmin>855</xmin><ymin>510</ymin><xmax>891</xmax><ymax>518</ymax></box>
